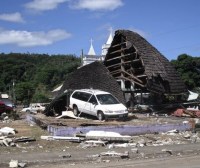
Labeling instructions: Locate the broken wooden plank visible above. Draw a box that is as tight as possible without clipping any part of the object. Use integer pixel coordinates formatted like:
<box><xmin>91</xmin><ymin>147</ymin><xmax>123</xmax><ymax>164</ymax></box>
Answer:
<box><xmin>117</xmin><ymin>76</ymin><xmax>145</xmax><ymax>88</ymax></box>
<box><xmin>121</xmin><ymin>70</ymin><xmax>143</xmax><ymax>83</ymax></box>
<box><xmin>110</xmin><ymin>42</ymin><xmax>126</xmax><ymax>48</ymax></box>
<box><xmin>100</xmin><ymin>151</ymin><xmax>129</xmax><ymax>158</ymax></box>
<box><xmin>106</xmin><ymin>53</ymin><xmax>136</xmax><ymax>62</ymax></box>
<box><xmin>109</xmin><ymin>48</ymin><xmax>130</xmax><ymax>55</ymax></box>
<box><xmin>14</xmin><ymin>137</ymin><xmax>36</xmax><ymax>143</ymax></box>
<box><xmin>41</xmin><ymin>135</ymin><xmax>81</xmax><ymax>142</ymax></box>
<box><xmin>106</xmin><ymin>59</ymin><xmax>140</xmax><ymax>69</ymax></box>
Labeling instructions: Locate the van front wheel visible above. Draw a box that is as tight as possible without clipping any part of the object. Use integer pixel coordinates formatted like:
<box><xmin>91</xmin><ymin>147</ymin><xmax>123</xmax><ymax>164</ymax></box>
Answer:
<box><xmin>97</xmin><ymin>111</ymin><xmax>104</xmax><ymax>121</ymax></box>
<box><xmin>73</xmin><ymin>106</ymin><xmax>79</xmax><ymax>116</ymax></box>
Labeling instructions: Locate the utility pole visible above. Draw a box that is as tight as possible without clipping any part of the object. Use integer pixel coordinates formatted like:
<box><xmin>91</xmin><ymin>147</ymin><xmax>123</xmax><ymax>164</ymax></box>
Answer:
<box><xmin>12</xmin><ymin>80</ymin><xmax>16</xmax><ymax>104</ymax></box>
<box><xmin>81</xmin><ymin>49</ymin><xmax>84</xmax><ymax>66</ymax></box>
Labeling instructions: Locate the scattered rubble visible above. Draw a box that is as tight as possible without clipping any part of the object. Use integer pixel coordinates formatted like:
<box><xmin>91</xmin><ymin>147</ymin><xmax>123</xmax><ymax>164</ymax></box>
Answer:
<box><xmin>0</xmin><ymin>126</ymin><xmax>36</xmax><ymax>148</ymax></box>
<box><xmin>9</xmin><ymin>160</ymin><xmax>26</xmax><ymax>168</ymax></box>
<box><xmin>173</xmin><ymin>108</ymin><xmax>200</xmax><ymax>118</ymax></box>
<box><xmin>2</xmin><ymin>111</ymin><xmax>200</xmax><ymax>166</ymax></box>
<box><xmin>41</xmin><ymin>135</ymin><xmax>81</xmax><ymax>142</ymax></box>
<box><xmin>100</xmin><ymin>151</ymin><xmax>129</xmax><ymax>159</ymax></box>
<box><xmin>85</xmin><ymin>131</ymin><xmax>131</xmax><ymax>142</ymax></box>
<box><xmin>0</xmin><ymin>127</ymin><xmax>17</xmax><ymax>136</ymax></box>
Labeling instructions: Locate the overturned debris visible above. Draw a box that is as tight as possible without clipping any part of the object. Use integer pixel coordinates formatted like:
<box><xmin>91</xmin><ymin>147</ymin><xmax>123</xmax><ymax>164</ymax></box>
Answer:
<box><xmin>56</xmin><ymin>111</ymin><xmax>85</xmax><ymax>120</ymax></box>
<box><xmin>85</xmin><ymin>131</ymin><xmax>131</xmax><ymax>142</ymax></box>
<box><xmin>41</xmin><ymin>135</ymin><xmax>81</xmax><ymax>142</ymax></box>
<box><xmin>13</xmin><ymin>137</ymin><xmax>36</xmax><ymax>143</ymax></box>
<box><xmin>79</xmin><ymin>140</ymin><xmax>107</xmax><ymax>149</ymax></box>
<box><xmin>0</xmin><ymin>127</ymin><xmax>17</xmax><ymax>136</ymax></box>
<box><xmin>173</xmin><ymin>108</ymin><xmax>200</xmax><ymax>118</ymax></box>
<box><xmin>100</xmin><ymin>151</ymin><xmax>129</xmax><ymax>159</ymax></box>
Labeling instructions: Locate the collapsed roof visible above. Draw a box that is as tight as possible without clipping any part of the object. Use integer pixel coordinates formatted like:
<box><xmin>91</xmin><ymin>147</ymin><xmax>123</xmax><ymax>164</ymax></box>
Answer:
<box><xmin>58</xmin><ymin>61</ymin><xmax>125</xmax><ymax>104</ymax></box>
<box><xmin>104</xmin><ymin>30</ymin><xmax>186</xmax><ymax>94</ymax></box>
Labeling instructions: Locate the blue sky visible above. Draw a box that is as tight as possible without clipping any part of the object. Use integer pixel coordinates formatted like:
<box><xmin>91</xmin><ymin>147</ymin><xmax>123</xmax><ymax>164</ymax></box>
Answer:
<box><xmin>0</xmin><ymin>0</ymin><xmax>199</xmax><ymax>60</ymax></box>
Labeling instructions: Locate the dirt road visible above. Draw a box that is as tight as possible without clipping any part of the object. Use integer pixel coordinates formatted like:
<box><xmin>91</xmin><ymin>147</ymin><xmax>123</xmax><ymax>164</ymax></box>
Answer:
<box><xmin>34</xmin><ymin>154</ymin><xmax>200</xmax><ymax>168</ymax></box>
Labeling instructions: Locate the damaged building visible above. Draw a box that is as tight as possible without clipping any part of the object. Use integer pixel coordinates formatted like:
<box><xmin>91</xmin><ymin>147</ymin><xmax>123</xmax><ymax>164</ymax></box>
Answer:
<box><xmin>45</xmin><ymin>29</ymin><xmax>186</xmax><ymax>116</ymax></box>
<box><xmin>45</xmin><ymin>62</ymin><xmax>125</xmax><ymax>116</ymax></box>
<box><xmin>104</xmin><ymin>30</ymin><xmax>186</xmax><ymax>106</ymax></box>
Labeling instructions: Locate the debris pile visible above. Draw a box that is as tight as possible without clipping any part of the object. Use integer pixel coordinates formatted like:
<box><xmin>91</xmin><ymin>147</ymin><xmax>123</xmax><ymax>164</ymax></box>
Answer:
<box><xmin>0</xmin><ymin>127</ymin><xmax>36</xmax><ymax>147</ymax></box>
<box><xmin>173</xmin><ymin>108</ymin><xmax>200</xmax><ymax>118</ymax></box>
<box><xmin>41</xmin><ymin>129</ymin><xmax>200</xmax><ymax>149</ymax></box>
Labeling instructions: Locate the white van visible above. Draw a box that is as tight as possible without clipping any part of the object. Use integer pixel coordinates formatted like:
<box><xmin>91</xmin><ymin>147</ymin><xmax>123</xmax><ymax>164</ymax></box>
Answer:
<box><xmin>69</xmin><ymin>89</ymin><xmax>128</xmax><ymax>120</ymax></box>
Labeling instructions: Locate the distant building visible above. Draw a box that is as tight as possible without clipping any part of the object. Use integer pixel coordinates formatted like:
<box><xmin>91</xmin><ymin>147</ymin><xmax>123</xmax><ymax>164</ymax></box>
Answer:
<box><xmin>82</xmin><ymin>39</ymin><xmax>102</xmax><ymax>66</ymax></box>
<box><xmin>82</xmin><ymin>30</ymin><xmax>113</xmax><ymax>66</ymax></box>
<box><xmin>102</xmin><ymin>29</ymin><xmax>113</xmax><ymax>56</ymax></box>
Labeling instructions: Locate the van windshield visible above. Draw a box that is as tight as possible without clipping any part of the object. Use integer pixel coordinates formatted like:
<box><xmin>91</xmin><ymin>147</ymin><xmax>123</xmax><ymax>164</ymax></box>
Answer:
<box><xmin>96</xmin><ymin>94</ymin><xmax>120</xmax><ymax>105</ymax></box>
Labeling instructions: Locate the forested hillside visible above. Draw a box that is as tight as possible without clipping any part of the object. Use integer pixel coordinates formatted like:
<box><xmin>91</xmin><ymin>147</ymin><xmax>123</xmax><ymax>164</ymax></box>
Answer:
<box><xmin>171</xmin><ymin>54</ymin><xmax>200</xmax><ymax>91</ymax></box>
<box><xmin>0</xmin><ymin>53</ymin><xmax>81</xmax><ymax>104</ymax></box>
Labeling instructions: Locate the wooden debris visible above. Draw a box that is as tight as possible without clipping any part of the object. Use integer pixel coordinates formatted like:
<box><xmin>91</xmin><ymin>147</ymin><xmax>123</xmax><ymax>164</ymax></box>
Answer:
<box><xmin>41</xmin><ymin>135</ymin><xmax>81</xmax><ymax>142</ymax></box>
<box><xmin>14</xmin><ymin>137</ymin><xmax>36</xmax><ymax>143</ymax></box>
<box><xmin>100</xmin><ymin>151</ymin><xmax>129</xmax><ymax>158</ymax></box>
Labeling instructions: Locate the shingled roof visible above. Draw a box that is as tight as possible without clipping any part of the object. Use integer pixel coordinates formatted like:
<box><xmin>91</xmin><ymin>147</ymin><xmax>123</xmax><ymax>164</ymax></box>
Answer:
<box><xmin>58</xmin><ymin>61</ymin><xmax>125</xmax><ymax>104</ymax></box>
<box><xmin>104</xmin><ymin>29</ymin><xmax>186</xmax><ymax>94</ymax></box>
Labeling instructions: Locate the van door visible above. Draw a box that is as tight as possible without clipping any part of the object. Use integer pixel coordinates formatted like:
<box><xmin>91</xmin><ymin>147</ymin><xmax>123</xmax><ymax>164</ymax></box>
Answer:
<box><xmin>79</xmin><ymin>92</ymin><xmax>92</xmax><ymax>114</ymax></box>
<box><xmin>87</xmin><ymin>95</ymin><xmax>98</xmax><ymax>116</ymax></box>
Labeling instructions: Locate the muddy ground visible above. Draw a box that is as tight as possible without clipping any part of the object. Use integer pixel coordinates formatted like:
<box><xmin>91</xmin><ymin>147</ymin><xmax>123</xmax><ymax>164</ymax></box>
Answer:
<box><xmin>0</xmin><ymin>111</ymin><xmax>200</xmax><ymax>167</ymax></box>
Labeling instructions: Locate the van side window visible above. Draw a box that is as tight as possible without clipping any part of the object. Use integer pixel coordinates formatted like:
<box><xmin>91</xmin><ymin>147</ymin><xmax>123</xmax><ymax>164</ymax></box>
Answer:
<box><xmin>72</xmin><ymin>91</ymin><xmax>91</xmax><ymax>102</ymax></box>
<box><xmin>72</xmin><ymin>92</ymin><xmax>80</xmax><ymax>99</ymax></box>
<box><xmin>89</xmin><ymin>95</ymin><xmax>98</xmax><ymax>104</ymax></box>
<box><xmin>80</xmin><ymin>92</ymin><xmax>91</xmax><ymax>102</ymax></box>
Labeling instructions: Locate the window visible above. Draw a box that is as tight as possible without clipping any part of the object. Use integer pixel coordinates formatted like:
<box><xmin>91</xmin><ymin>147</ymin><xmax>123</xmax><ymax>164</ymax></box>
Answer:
<box><xmin>88</xmin><ymin>95</ymin><xmax>98</xmax><ymax>104</ymax></box>
<box><xmin>80</xmin><ymin>92</ymin><xmax>92</xmax><ymax>102</ymax></box>
<box><xmin>72</xmin><ymin>91</ymin><xmax>92</xmax><ymax>102</ymax></box>
<box><xmin>96</xmin><ymin>94</ymin><xmax>119</xmax><ymax>105</ymax></box>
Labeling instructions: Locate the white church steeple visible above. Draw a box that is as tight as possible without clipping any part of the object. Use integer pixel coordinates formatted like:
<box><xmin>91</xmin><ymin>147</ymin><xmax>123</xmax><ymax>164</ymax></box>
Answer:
<box><xmin>88</xmin><ymin>38</ymin><xmax>96</xmax><ymax>55</ymax></box>
<box><xmin>102</xmin><ymin>28</ymin><xmax>113</xmax><ymax>56</ymax></box>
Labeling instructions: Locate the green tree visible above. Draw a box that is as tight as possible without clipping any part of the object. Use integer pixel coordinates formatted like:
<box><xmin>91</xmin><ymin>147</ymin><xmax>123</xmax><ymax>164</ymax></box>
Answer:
<box><xmin>171</xmin><ymin>54</ymin><xmax>200</xmax><ymax>90</ymax></box>
<box><xmin>15</xmin><ymin>82</ymin><xmax>34</xmax><ymax>104</ymax></box>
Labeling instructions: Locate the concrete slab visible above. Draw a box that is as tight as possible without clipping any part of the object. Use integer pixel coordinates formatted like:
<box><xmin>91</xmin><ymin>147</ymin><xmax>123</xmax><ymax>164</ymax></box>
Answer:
<box><xmin>48</xmin><ymin>123</ymin><xmax>192</xmax><ymax>136</ymax></box>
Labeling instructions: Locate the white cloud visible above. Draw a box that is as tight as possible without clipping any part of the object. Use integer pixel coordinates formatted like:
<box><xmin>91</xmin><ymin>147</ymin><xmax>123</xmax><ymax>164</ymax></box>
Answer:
<box><xmin>0</xmin><ymin>12</ymin><xmax>24</xmax><ymax>23</ymax></box>
<box><xmin>0</xmin><ymin>29</ymin><xmax>71</xmax><ymax>47</ymax></box>
<box><xmin>25</xmin><ymin>0</ymin><xmax>68</xmax><ymax>11</ymax></box>
<box><xmin>70</xmin><ymin>0</ymin><xmax>123</xmax><ymax>11</ymax></box>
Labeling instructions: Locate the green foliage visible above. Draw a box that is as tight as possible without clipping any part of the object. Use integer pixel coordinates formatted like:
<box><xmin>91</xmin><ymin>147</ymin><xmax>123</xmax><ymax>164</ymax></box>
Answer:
<box><xmin>171</xmin><ymin>54</ymin><xmax>200</xmax><ymax>90</ymax></box>
<box><xmin>15</xmin><ymin>82</ymin><xmax>35</xmax><ymax>104</ymax></box>
<box><xmin>0</xmin><ymin>53</ymin><xmax>81</xmax><ymax>103</ymax></box>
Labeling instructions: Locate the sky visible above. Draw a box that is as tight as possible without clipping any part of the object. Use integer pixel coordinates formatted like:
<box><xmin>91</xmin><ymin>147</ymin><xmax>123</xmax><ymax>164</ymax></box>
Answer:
<box><xmin>0</xmin><ymin>0</ymin><xmax>199</xmax><ymax>60</ymax></box>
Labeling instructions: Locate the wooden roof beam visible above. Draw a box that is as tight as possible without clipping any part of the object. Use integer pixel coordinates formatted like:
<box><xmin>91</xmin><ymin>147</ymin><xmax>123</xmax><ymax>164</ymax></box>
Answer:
<box><xmin>109</xmin><ymin>69</ymin><xmax>122</xmax><ymax>75</ymax></box>
<box><xmin>122</xmin><ymin>70</ymin><xmax>143</xmax><ymax>83</ymax></box>
<box><xmin>117</xmin><ymin>76</ymin><xmax>145</xmax><ymax>88</ymax></box>
<box><xmin>106</xmin><ymin>59</ymin><xmax>142</xmax><ymax>69</ymax></box>
<box><xmin>111</xmin><ymin>42</ymin><xmax>126</xmax><ymax>48</ymax></box>
<box><xmin>106</xmin><ymin>52</ymin><xmax>136</xmax><ymax>62</ymax></box>
<box><xmin>137</xmin><ymin>74</ymin><xmax>147</xmax><ymax>78</ymax></box>
<box><xmin>109</xmin><ymin>48</ymin><xmax>129</xmax><ymax>55</ymax></box>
